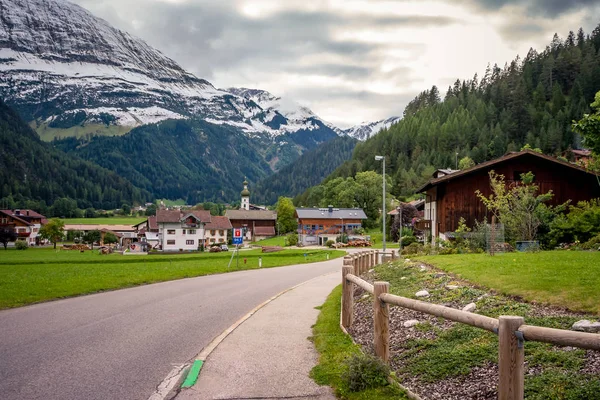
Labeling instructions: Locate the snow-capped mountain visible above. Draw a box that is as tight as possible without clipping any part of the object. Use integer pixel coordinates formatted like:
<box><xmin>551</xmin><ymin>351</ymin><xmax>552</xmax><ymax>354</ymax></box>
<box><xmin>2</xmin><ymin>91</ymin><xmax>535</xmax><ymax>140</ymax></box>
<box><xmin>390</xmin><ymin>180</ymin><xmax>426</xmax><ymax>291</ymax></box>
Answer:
<box><xmin>0</xmin><ymin>0</ymin><xmax>335</xmax><ymax>139</ymax></box>
<box><xmin>337</xmin><ymin>117</ymin><xmax>402</xmax><ymax>141</ymax></box>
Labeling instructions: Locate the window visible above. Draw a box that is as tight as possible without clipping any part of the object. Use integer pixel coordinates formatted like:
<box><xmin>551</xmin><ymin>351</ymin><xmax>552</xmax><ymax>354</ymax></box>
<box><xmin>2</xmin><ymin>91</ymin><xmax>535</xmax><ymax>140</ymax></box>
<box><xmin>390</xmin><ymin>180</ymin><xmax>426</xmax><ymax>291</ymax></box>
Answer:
<box><xmin>210</xmin><ymin>230</ymin><xmax>216</xmax><ymax>236</ymax></box>
<box><xmin>186</xmin><ymin>240</ymin><xmax>194</xmax><ymax>245</ymax></box>
<box><xmin>167</xmin><ymin>240</ymin><xmax>175</xmax><ymax>245</ymax></box>
<box><xmin>311</xmin><ymin>225</ymin><xmax>317</xmax><ymax>230</ymax></box>
<box><xmin>219</xmin><ymin>238</ymin><xmax>224</xmax><ymax>243</ymax></box>
<box><xmin>188</xmin><ymin>229</ymin><xmax>196</xmax><ymax>235</ymax></box>
<box><xmin>219</xmin><ymin>230</ymin><xmax>224</xmax><ymax>236</ymax></box>
<box><xmin>0</xmin><ymin>217</ymin><xmax>6</xmax><ymax>224</ymax></box>
<box><xmin>182</xmin><ymin>230</ymin><xmax>186</xmax><ymax>235</ymax></box>
<box><xmin>210</xmin><ymin>238</ymin><xmax>215</xmax><ymax>243</ymax></box>
<box><xmin>318</xmin><ymin>225</ymin><xmax>324</xmax><ymax>230</ymax></box>
<box><xmin>167</xmin><ymin>229</ymin><xmax>176</xmax><ymax>235</ymax></box>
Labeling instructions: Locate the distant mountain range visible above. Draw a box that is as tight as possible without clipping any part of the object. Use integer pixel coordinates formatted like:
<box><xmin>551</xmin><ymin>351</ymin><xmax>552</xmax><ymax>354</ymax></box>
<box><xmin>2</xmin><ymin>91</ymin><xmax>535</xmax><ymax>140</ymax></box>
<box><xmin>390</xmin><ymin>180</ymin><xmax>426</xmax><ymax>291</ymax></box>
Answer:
<box><xmin>0</xmin><ymin>0</ymin><xmax>399</xmax><ymax>206</ymax></box>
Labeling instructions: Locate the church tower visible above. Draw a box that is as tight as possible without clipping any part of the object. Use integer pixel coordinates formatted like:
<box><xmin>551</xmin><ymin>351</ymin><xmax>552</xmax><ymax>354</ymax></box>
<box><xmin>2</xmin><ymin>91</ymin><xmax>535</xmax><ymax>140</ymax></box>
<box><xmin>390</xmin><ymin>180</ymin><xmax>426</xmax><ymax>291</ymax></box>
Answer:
<box><xmin>241</xmin><ymin>178</ymin><xmax>250</xmax><ymax>211</ymax></box>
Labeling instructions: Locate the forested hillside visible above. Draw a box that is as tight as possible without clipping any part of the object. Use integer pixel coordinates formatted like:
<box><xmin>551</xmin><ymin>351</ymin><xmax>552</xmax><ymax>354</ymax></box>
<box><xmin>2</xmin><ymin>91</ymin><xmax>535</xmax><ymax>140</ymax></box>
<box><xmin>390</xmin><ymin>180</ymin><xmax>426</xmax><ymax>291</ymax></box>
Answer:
<box><xmin>252</xmin><ymin>136</ymin><xmax>357</xmax><ymax>204</ymax></box>
<box><xmin>0</xmin><ymin>101</ymin><xmax>150</xmax><ymax>210</ymax></box>
<box><xmin>298</xmin><ymin>25</ymin><xmax>600</xmax><ymax>203</ymax></box>
<box><xmin>54</xmin><ymin>119</ymin><xmax>277</xmax><ymax>204</ymax></box>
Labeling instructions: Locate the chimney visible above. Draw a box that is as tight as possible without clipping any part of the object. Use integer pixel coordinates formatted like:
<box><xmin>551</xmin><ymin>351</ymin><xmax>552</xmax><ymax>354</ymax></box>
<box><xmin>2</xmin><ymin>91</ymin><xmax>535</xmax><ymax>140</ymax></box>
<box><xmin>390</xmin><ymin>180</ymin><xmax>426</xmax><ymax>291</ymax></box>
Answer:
<box><xmin>15</xmin><ymin>209</ymin><xmax>20</xmax><ymax>215</ymax></box>
<box><xmin>328</xmin><ymin>205</ymin><xmax>333</xmax><ymax>213</ymax></box>
<box><xmin>26</xmin><ymin>210</ymin><xmax>30</xmax><ymax>216</ymax></box>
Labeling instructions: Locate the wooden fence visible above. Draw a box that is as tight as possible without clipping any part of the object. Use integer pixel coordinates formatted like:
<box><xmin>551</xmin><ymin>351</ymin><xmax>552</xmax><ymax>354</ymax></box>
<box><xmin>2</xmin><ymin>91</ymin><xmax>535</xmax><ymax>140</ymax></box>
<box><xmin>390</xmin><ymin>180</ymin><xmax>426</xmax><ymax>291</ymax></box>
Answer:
<box><xmin>340</xmin><ymin>254</ymin><xmax>600</xmax><ymax>400</ymax></box>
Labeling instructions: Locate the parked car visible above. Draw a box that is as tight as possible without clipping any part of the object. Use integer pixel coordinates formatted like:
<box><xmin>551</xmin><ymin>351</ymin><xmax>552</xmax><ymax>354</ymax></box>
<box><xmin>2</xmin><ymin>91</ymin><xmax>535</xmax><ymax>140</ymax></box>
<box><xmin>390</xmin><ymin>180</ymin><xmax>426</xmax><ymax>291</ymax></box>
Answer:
<box><xmin>220</xmin><ymin>244</ymin><xmax>229</xmax><ymax>251</ymax></box>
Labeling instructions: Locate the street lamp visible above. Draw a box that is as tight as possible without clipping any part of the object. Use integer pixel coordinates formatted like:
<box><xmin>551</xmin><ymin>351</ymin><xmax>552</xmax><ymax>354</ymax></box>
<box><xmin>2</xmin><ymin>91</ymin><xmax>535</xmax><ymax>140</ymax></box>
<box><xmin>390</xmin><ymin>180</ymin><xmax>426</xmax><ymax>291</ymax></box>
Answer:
<box><xmin>375</xmin><ymin>155</ymin><xmax>386</xmax><ymax>253</ymax></box>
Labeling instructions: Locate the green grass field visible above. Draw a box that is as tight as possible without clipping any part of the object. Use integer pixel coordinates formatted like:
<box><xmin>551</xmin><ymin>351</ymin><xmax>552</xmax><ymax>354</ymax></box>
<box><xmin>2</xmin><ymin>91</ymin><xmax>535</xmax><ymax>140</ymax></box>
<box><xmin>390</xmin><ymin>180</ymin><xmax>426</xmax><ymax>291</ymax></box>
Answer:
<box><xmin>0</xmin><ymin>248</ymin><xmax>344</xmax><ymax>309</ymax></box>
<box><xmin>60</xmin><ymin>217</ymin><xmax>146</xmax><ymax>225</ymax></box>
<box><xmin>415</xmin><ymin>251</ymin><xmax>600</xmax><ymax>313</ymax></box>
<box><xmin>251</xmin><ymin>236</ymin><xmax>287</xmax><ymax>247</ymax></box>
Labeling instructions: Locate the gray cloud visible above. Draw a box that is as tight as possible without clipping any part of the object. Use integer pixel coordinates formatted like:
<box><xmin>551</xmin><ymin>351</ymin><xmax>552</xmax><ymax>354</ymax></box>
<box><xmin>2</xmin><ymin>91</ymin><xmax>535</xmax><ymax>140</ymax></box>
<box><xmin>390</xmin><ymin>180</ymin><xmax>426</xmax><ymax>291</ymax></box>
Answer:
<box><xmin>464</xmin><ymin>0</ymin><xmax>598</xmax><ymax>17</ymax></box>
<box><xmin>72</xmin><ymin>0</ymin><xmax>600</xmax><ymax>126</ymax></box>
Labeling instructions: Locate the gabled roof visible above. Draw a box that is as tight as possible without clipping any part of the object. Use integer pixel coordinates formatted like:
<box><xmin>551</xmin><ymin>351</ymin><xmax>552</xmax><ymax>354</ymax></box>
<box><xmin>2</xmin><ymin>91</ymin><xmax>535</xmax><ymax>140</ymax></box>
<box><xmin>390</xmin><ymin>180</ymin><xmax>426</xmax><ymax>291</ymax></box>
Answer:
<box><xmin>225</xmin><ymin>209</ymin><xmax>277</xmax><ymax>220</ymax></box>
<box><xmin>295</xmin><ymin>208</ymin><xmax>368</xmax><ymax>220</ymax></box>
<box><xmin>417</xmin><ymin>149</ymin><xmax>600</xmax><ymax>193</ymax></box>
<box><xmin>133</xmin><ymin>215</ymin><xmax>159</xmax><ymax>230</ymax></box>
<box><xmin>0</xmin><ymin>210</ymin><xmax>32</xmax><ymax>226</ymax></box>
<box><xmin>156</xmin><ymin>209</ymin><xmax>211</xmax><ymax>223</ymax></box>
<box><xmin>205</xmin><ymin>216</ymin><xmax>233</xmax><ymax>230</ymax></box>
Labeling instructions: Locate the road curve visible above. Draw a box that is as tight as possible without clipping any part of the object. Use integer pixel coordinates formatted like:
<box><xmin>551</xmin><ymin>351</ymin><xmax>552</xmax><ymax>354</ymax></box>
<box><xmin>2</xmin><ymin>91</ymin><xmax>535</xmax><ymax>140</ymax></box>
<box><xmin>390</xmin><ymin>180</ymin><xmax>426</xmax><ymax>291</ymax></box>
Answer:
<box><xmin>0</xmin><ymin>257</ymin><xmax>343</xmax><ymax>400</ymax></box>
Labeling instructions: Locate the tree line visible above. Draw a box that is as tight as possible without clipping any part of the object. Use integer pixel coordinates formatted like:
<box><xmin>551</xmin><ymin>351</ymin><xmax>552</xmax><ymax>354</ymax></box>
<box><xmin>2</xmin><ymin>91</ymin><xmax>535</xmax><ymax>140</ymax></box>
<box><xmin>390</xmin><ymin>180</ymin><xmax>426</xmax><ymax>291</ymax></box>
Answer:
<box><xmin>310</xmin><ymin>25</ymin><xmax>600</xmax><ymax>199</ymax></box>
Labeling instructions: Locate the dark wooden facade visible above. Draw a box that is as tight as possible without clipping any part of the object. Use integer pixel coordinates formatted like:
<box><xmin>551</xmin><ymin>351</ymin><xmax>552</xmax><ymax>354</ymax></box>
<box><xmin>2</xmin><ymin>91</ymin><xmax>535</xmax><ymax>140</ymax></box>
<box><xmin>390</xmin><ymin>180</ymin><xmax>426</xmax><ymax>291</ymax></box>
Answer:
<box><xmin>419</xmin><ymin>150</ymin><xmax>600</xmax><ymax>237</ymax></box>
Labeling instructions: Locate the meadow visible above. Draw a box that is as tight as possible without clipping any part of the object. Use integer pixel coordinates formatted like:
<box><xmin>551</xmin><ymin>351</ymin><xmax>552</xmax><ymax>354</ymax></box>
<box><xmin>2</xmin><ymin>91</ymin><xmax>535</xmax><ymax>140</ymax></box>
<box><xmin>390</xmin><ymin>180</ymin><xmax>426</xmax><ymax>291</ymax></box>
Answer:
<box><xmin>0</xmin><ymin>247</ymin><xmax>344</xmax><ymax>309</ymax></box>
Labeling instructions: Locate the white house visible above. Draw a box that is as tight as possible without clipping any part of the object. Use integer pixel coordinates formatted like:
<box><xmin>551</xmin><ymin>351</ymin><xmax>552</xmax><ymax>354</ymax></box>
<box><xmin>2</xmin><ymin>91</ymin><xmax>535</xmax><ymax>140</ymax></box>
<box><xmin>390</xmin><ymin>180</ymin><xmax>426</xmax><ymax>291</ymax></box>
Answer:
<box><xmin>156</xmin><ymin>209</ymin><xmax>212</xmax><ymax>251</ymax></box>
<box><xmin>204</xmin><ymin>216</ymin><xmax>233</xmax><ymax>246</ymax></box>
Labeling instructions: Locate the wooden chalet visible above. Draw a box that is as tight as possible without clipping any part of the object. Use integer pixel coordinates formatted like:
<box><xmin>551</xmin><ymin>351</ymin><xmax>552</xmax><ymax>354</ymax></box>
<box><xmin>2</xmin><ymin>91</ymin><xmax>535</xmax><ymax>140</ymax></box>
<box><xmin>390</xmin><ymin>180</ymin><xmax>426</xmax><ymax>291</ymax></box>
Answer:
<box><xmin>418</xmin><ymin>149</ymin><xmax>600</xmax><ymax>240</ymax></box>
<box><xmin>0</xmin><ymin>209</ymin><xmax>46</xmax><ymax>245</ymax></box>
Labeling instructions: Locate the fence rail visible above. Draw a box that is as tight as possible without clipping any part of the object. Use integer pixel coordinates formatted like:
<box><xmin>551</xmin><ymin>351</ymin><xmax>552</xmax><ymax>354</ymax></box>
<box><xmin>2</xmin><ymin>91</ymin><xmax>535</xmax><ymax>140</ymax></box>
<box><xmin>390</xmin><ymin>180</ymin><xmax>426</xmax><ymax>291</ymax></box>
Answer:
<box><xmin>340</xmin><ymin>253</ymin><xmax>600</xmax><ymax>400</ymax></box>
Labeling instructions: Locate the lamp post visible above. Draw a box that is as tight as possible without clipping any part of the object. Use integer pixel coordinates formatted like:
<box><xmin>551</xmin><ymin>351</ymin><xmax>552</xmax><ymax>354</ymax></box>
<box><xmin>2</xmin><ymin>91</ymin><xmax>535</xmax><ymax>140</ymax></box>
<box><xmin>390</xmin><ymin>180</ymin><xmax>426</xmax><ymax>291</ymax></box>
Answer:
<box><xmin>375</xmin><ymin>155</ymin><xmax>386</xmax><ymax>253</ymax></box>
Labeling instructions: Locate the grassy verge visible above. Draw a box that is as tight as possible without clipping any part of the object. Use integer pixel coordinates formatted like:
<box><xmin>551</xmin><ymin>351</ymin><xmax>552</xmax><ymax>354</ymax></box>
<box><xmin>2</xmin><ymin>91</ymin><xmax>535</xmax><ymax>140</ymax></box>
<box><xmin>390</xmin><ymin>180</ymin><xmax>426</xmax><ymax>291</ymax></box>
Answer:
<box><xmin>310</xmin><ymin>286</ymin><xmax>409</xmax><ymax>399</ymax></box>
<box><xmin>361</xmin><ymin>258</ymin><xmax>600</xmax><ymax>398</ymax></box>
<box><xmin>415</xmin><ymin>251</ymin><xmax>600</xmax><ymax>313</ymax></box>
<box><xmin>60</xmin><ymin>217</ymin><xmax>146</xmax><ymax>225</ymax></box>
<box><xmin>0</xmin><ymin>248</ymin><xmax>344</xmax><ymax>309</ymax></box>
<box><xmin>251</xmin><ymin>236</ymin><xmax>287</xmax><ymax>247</ymax></box>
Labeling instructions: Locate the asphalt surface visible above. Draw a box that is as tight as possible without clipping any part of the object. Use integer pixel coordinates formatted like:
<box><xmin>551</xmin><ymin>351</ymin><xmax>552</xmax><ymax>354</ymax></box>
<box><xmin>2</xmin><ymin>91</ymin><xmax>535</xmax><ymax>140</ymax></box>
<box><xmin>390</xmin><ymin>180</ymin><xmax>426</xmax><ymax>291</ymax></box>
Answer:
<box><xmin>0</xmin><ymin>257</ymin><xmax>343</xmax><ymax>400</ymax></box>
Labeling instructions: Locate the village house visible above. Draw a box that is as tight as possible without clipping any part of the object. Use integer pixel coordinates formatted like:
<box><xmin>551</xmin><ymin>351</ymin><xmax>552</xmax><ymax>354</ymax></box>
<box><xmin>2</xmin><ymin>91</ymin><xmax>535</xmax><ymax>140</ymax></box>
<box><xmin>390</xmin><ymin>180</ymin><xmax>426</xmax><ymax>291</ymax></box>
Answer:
<box><xmin>203</xmin><ymin>216</ymin><xmax>233</xmax><ymax>246</ymax></box>
<box><xmin>155</xmin><ymin>209</ymin><xmax>212</xmax><ymax>251</ymax></box>
<box><xmin>133</xmin><ymin>215</ymin><xmax>159</xmax><ymax>249</ymax></box>
<box><xmin>225</xmin><ymin>179</ymin><xmax>277</xmax><ymax>241</ymax></box>
<box><xmin>418</xmin><ymin>149</ymin><xmax>600</xmax><ymax>241</ymax></box>
<box><xmin>0</xmin><ymin>209</ymin><xmax>46</xmax><ymax>246</ymax></box>
<box><xmin>295</xmin><ymin>206</ymin><xmax>368</xmax><ymax>246</ymax></box>
<box><xmin>63</xmin><ymin>224</ymin><xmax>138</xmax><ymax>247</ymax></box>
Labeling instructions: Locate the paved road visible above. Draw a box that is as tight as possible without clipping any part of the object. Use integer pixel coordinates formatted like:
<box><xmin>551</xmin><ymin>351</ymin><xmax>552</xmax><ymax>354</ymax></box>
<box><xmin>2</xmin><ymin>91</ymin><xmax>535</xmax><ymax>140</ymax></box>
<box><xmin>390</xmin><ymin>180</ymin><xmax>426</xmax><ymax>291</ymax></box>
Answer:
<box><xmin>0</xmin><ymin>258</ymin><xmax>343</xmax><ymax>400</ymax></box>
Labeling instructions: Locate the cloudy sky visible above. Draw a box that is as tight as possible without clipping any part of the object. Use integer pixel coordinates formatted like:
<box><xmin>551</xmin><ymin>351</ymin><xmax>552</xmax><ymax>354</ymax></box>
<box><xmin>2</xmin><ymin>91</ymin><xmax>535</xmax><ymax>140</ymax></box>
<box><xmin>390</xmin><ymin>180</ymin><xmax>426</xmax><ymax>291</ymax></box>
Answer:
<box><xmin>73</xmin><ymin>0</ymin><xmax>600</xmax><ymax>128</ymax></box>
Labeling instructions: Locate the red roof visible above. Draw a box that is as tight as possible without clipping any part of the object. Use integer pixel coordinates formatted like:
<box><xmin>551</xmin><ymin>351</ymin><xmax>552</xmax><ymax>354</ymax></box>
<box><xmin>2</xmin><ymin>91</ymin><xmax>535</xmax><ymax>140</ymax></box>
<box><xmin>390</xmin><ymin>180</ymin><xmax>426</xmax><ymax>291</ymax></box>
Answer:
<box><xmin>155</xmin><ymin>209</ymin><xmax>212</xmax><ymax>223</ymax></box>
<box><xmin>0</xmin><ymin>210</ymin><xmax>32</xmax><ymax>226</ymax></box>
<box><xmin>205</xmin><ymin>216</ymin><xmax>233</xmax><ymax>230</ymax></box>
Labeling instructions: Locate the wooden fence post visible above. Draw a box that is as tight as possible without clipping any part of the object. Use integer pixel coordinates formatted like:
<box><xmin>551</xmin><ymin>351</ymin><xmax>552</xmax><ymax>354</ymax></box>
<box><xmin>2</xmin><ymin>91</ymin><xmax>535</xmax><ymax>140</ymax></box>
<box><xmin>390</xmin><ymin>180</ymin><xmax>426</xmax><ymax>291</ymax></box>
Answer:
<box><xmin>341</xmin><ymin>264</ymin><xmax>354</xmax><ymax>329</ymax></box>
<box><xmin>375</xmin><ymin>250</ymin><xmax>380</xmax><ymax>265</ymax></box>
<box><xmin>498</xmin><ymin>316</ymin><xmax>524</xmax><ymax>400</ymax></box>
<box><xmin>374</xmin><ymin>281</ymin><xmax>390</xmax><ymax>363</ymax></box>
<box><xmin>361</xmin><ymin>252</ymin><xmax>366</xmax><ymax>273</ymax></box>
<box><xmin>370</xmin><ymin>250</ymin><xmax>375</xmax><ymax>268</ymax></box>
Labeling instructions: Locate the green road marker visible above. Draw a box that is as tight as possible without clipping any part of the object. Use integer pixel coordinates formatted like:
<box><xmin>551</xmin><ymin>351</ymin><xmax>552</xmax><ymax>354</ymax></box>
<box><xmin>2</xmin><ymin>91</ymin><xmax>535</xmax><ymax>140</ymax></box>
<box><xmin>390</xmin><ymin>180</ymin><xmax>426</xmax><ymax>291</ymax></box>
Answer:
<box><xmin>181</xmin><ymin>360</ymin><xmax>204</xmax><ymax>388</ymax></box>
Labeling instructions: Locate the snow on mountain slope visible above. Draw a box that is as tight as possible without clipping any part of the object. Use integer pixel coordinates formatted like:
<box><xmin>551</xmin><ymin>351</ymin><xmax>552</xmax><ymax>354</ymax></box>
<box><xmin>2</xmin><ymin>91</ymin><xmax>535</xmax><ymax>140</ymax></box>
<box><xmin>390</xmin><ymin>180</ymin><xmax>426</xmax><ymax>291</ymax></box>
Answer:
<box><xmin>0</xmin><ymin>0</ymin><xmax>335</xmax><ymax>138</ymax></box>
<box><xmin>339</xmin><ymin>116</ymin><xmax>402</xmax><ymax>141</ymax></box>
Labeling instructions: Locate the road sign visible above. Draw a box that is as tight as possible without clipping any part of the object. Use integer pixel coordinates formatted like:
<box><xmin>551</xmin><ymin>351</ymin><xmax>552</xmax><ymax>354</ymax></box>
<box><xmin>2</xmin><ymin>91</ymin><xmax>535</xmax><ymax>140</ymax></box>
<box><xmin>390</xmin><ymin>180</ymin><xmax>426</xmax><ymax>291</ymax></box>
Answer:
<box><xmin>233</xmin><ymin>228</ymin><xmax>243</xmax><ymax>245</ymax></box>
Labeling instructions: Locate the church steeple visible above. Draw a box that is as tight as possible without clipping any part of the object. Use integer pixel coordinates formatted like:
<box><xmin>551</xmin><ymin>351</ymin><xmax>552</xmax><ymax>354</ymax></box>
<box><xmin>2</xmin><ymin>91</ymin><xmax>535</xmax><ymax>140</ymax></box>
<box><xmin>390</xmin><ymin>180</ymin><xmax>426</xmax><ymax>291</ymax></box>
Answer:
<box><xmin>241</xmin><ymin>178</ymin><xmax>250</xmax><ymax>210</ymax></box>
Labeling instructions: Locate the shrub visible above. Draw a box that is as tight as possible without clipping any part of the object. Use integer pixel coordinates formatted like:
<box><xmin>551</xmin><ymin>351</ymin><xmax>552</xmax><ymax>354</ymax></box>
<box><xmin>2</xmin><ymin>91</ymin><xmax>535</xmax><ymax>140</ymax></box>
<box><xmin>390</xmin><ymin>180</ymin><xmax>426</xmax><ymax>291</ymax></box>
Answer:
<box><xmin>342</xmin><ymin>353</ymin><xmax>390</xmax><ymax>392</ymax></box>
<box><xmin>325</xmin><ymin>240</ymin><xmax>335</xmax><ymax>248</ymax></box>
<box><xmin>400</xmin><ymin>235</ymin><xmax>417</xmax><ymax>246</ymax></box>
<box><xmin>15</xmin><ymin>240</ymin><xmax>28</xmax><ymax>250</ymax></box>
<box><xmin>287</xmin><ymin>232</ymin><xmax>298</xmax><ymax>246</ymax></box>
<box><xmin>336</xmin><ymin>233</ymin><xmax>348</xmax><ymax>244</ymax></box>
<box><xmin>581</xmin><ymin>234</ymin><xmax>600</xmax><ymax>250</ymax></box>
<box><xmin>401</xmin><ymin>242</ymin><xmax>424</xmax><ymax>255</ymax></box>
<box><xmin>548</xmin><ymin>199</ymin><xmax>600</xmax><ymax>246</ymax></box>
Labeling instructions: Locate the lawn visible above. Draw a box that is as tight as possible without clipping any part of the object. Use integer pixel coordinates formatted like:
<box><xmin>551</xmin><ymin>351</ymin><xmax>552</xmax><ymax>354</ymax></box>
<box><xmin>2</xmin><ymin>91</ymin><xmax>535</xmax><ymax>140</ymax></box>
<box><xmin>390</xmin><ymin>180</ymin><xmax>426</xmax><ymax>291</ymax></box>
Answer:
<box><xmin>251</xmin><ymin>236</ymin><xmax>287</xmax><ymax>247</ymax></box>
<box><xmin>0</xmin><ymin>248</ymin><xmax>344</xmax><ymax>309</ymax></box>
<box><xmin>415</xmin><ymin>251</ymin><xmax>600</xmax><ymax>313</ymax></box>
<box><xmin>365</xmin><ymin>230</ymin><xmax>399</xmax><ymax>249</ymax></box>
<box><xmin>60</xmin><ymin>216</ymin><xmax>147</xmax><ymax>225</ymax></box>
